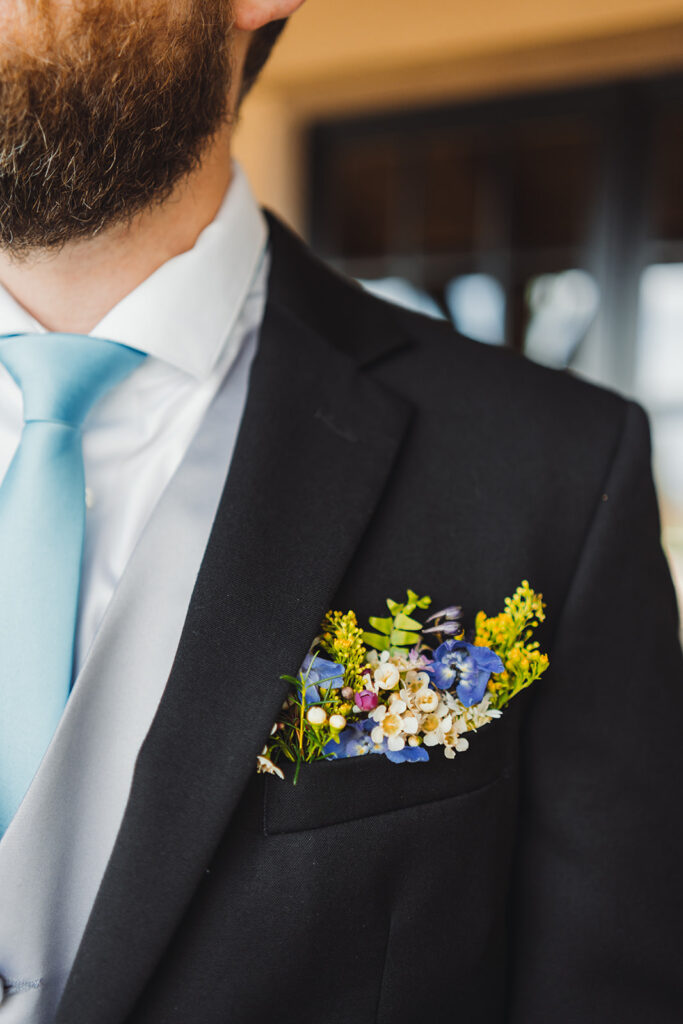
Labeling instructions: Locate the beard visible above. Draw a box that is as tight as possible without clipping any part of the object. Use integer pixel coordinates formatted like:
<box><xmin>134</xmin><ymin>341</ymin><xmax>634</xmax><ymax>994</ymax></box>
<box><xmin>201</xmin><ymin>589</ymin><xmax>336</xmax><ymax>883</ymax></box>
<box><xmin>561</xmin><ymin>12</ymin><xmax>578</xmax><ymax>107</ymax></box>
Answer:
<box><xmin>0</xmin><ymin>0</ymin><xmax>234</xmax><ymax>255</ymax></box>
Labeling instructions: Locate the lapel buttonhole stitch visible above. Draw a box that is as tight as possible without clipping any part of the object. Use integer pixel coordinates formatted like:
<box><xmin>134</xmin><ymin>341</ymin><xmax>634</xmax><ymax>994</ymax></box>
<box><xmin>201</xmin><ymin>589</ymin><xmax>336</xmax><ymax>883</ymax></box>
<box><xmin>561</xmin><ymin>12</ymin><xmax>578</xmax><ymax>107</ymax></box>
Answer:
<box><xmin>314</xmin><ymin>407</ymin><xmax>358</xmax><ymax>444</ymax></box>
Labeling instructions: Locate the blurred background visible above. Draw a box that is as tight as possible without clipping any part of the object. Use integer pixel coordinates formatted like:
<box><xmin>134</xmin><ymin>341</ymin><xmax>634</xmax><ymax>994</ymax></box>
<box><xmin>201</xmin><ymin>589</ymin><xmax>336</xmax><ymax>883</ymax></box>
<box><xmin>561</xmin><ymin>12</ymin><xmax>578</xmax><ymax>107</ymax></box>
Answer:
<box><xmin>234</xmin><ymin>0</ymin><xmax>683</xmax><ymax>620</ymax></box>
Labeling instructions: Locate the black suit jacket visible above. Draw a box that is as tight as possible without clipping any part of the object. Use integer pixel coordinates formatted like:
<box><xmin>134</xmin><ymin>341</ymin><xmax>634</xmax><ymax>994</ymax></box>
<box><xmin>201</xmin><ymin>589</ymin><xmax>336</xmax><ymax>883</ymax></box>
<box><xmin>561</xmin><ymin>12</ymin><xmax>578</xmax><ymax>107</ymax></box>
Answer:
<box><xmin>56</xmin><ymin>213</ymin><xmax>683</xmax><ymax>1023</ymax></box>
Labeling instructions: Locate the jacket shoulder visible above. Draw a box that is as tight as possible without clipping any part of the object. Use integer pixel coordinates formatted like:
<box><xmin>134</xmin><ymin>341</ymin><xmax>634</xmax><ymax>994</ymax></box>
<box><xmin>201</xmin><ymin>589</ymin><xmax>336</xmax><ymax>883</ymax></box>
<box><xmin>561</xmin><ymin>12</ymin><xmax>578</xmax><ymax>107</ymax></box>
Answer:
<box><xmin>374</xmin><ymin>290</ymin><xmax>633</xmax><ymax>460</ymax></box>
<box><xmin>265</xmin><ymin>210</ymin><xmax>634</xmax><ymax>461</ymax></box>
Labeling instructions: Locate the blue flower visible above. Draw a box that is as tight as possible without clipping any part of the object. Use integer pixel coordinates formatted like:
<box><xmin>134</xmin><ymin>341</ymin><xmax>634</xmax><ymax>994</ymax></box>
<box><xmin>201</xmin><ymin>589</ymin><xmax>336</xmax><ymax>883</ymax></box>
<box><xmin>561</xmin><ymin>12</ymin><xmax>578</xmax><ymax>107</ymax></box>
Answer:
<box><xmin>426</xmin><ymin>639</ymin><xmax>503</xmax><ymax>706</ymax></box>
<box><xmin>300</xmin><ymin>652</ymin><xmax>346</xmax><ymax>705</ymax></box>
<box><xmin>385</xmin><ymin>744</ymin><xmax>430</xmax><ymax>764</ymax></box>
<box><xmin>323</xmin><ymin>724</ymin><xmax>377</xmax><ymax>759</ymax></box>
<box><xmin>324</xmin><ymin>721</ymin><xmax>430</xmax><ymax>763</ymax></box>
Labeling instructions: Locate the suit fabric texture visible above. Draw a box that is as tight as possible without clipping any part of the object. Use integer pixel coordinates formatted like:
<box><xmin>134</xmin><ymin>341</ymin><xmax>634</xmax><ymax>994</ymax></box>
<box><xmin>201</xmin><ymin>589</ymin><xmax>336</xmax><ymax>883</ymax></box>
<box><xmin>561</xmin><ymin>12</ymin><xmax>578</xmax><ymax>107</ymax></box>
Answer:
<box><xmin>55</xmin><ymin>212</ymin><xmax>683</xmax><ymax>1024</ymax></box>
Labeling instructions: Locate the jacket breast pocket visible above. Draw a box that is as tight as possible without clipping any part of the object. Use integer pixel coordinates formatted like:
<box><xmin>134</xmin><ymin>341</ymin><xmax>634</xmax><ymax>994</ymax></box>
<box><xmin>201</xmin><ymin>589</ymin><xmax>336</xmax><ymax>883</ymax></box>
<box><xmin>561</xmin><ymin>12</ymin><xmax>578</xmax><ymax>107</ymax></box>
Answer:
<box><xmin>243</xmin><ymin>698</ymin><xmax>522</xmax><ymax>834</ymax></box>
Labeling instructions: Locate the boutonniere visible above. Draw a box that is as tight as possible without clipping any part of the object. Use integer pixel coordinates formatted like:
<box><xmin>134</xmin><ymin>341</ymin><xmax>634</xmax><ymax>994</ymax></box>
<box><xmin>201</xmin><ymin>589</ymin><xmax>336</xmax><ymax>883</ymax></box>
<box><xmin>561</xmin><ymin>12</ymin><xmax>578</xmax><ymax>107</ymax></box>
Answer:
<box><xmin>257</xmin><ymin>581</ymin><xmax>549</xmax><ymax>783</ymax></box>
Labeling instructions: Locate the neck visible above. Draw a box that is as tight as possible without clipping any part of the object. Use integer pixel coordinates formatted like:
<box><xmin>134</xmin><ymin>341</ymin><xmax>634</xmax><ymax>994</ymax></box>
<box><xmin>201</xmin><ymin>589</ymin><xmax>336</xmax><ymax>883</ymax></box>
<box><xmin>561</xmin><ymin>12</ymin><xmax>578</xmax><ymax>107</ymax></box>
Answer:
<box><xmin>0</xmin><ymin>125</ymin><xmax>234</xmax><ymax>335</ymax></box>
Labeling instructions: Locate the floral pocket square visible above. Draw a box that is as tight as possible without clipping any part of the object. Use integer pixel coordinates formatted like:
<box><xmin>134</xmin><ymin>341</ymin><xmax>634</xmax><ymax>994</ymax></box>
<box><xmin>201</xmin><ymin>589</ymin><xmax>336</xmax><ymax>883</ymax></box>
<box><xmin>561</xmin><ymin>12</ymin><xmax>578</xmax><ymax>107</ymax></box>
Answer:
<box><xmin>258</xmin><ymin>581</ymin><xmax>549</xmax><ymax>784</ymax></box>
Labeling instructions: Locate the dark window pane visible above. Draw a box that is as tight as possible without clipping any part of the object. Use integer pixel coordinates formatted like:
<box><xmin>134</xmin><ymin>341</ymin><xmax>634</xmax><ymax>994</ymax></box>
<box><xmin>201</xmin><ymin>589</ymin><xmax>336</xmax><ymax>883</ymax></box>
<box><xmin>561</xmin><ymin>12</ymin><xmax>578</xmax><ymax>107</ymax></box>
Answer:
<box><xmin>507</xmin><ymin>117</ymin><xmax>598</xmax><ymax>249</ymax></box>
<box><xmin>422</xmin><ymin>133</ymin><xmax>478</xmax><ymax>252</ymax></box>
<box><xmin>651</xmin><ymin>112</ymin><xmax>683</xmax><ymax>242</ymax></box>
<box><xmin>322</xmin><ymin>139</ymin><xmax>400</xmax><ymax>259</ymax></box>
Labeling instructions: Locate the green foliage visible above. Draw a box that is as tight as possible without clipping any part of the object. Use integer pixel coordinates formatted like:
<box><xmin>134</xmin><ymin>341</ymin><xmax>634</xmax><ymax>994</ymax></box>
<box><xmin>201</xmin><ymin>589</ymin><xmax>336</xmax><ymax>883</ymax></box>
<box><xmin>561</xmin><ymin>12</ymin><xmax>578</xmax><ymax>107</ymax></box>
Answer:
<box><xmin>362</xmin><ymin>589</ymin><xmax>432</xmax><ymax>656</ymax></box>
<box><xmin>262</xmin><ymin>656</ymin><xmax>358</xmax><ymax>784</ymax></box>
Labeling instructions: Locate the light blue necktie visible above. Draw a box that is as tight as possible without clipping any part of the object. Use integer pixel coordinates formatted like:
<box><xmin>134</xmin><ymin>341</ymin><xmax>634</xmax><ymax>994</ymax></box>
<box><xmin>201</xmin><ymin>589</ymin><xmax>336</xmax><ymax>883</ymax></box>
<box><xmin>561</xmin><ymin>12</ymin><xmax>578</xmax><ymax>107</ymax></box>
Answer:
<box><xmin>0</xmin><ymin>333</ymin><xmax>145</xmax><ymax>835</ymax></box>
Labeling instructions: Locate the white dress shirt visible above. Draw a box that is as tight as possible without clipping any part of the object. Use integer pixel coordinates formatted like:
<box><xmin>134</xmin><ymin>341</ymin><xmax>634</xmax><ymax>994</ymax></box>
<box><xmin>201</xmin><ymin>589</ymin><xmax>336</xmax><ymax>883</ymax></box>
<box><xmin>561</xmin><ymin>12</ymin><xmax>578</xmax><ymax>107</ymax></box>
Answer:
<box><xmin>0</xmin><ymin>162</ymin><xmax>270</xmax><ymax>1022</ymax></box>
<box><xmin>0</xmin><ymin>162</ymin><xmax>267</xmax><ymax>675</ymax></box>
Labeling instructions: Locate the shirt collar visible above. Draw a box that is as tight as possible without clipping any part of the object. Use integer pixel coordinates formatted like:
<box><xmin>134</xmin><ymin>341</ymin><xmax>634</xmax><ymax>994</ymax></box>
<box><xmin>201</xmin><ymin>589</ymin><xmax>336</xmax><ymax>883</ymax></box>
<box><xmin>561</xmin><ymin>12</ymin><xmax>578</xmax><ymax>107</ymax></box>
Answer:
<box><xmin>0</xmin><ymin>162</ymin><xmax>268</xmax><ymax>382</ymax></box>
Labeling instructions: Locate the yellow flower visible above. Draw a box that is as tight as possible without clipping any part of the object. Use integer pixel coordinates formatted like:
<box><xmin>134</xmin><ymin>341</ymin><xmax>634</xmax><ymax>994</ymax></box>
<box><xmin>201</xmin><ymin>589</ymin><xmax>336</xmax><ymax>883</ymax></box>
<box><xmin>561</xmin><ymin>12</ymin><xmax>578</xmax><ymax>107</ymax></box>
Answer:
<box><xmin>473</xmin><ymin>581</ymin><xmax>549</xmax><ymax>711</ymax></box>
<box><xmin>319</xmin><ymin>609</ymin><xmax>367</xmax><ymax>686</ymax></box>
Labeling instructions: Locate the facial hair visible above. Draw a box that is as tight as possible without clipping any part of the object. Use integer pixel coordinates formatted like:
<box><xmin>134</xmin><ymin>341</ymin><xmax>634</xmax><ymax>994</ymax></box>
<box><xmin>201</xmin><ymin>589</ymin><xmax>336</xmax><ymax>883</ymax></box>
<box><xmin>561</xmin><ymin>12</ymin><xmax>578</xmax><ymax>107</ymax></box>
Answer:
<box><xmin>0</xmin><ymin>0</ymin><xmax>234</xmax><ymax>255</ymax></box>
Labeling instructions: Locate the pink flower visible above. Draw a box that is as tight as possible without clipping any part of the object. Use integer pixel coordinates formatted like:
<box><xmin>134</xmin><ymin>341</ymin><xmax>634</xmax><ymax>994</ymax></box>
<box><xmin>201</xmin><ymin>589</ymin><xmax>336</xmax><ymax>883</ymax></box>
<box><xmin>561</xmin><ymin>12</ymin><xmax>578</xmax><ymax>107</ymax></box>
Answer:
<box><xmin>355</xmin><ymin>690</ymin><xmax>378</xmax><ymax>712</ymax></box>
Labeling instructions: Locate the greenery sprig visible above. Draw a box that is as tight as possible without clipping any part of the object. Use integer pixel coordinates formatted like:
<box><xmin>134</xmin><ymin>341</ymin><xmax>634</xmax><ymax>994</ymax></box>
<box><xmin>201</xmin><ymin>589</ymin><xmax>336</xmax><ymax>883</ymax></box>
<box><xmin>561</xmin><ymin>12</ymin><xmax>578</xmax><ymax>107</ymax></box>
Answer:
<box><xmin>362</xmin><ymin>589</ymin><xmax>432</xmax><ymax>655</ymax></box>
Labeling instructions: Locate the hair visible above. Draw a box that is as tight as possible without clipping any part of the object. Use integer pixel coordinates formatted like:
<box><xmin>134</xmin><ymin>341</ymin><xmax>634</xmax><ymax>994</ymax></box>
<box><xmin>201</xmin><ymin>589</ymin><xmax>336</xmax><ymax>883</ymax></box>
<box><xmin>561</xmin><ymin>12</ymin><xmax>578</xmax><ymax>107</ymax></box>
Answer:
<box><xmin>240</xmin><ymin>18</ymin><xmax>288</xmax><ymax>102</ymax></box>
<box><xmin>0</xmin><ymin>5</ymin><xmax>288</xmax><ymax>253</ymax></box>
<box><xmin>0</xmin><ymin>0</ymin><xmax>234</xmax><ymax>253</ymax></box>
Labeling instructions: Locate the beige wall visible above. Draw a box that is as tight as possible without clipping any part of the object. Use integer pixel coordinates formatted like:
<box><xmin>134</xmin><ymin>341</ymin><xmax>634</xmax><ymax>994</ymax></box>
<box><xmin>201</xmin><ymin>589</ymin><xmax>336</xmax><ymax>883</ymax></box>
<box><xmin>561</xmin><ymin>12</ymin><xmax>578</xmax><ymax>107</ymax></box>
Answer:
<box><xmin>234</xmin><ymin>0</ymin><xmax>683</xmax><ymax>231</ymax></box>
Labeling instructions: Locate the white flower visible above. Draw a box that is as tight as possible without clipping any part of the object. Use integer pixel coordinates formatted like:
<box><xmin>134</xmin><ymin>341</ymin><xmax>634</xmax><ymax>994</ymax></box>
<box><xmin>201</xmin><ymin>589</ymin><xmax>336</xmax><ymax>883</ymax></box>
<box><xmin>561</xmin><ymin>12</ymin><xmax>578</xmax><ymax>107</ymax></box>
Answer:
<box><xmin>387</xmin><ymin>695</ymin><xmax>407</xmax><ymax>714</ymax></box>
<box><xmin>371</xmin><ymin>725</ymin><xmax>385</xmax><ymax>745</ymax></box>
<box><xmin>329</xmin><ymin>714</ymin><xmax>347</xmax><ymax>731</ymax></box>
<box><xmin>387</xmin><ymin>735</ymin><xmax>405</xmax><ymax>752</ymax></box>
<box><xmin>401</xmin><ymin>715</ymin><xmax>419</xmax><ymax>735</ymax></box>
<box><xmin>256</xmin><ymin>755</ymin><xmax>285</xmax><ymax>779</ymax></box>
<box><xmin>441</xmin><ymin>691</ymin><xmax>501</xmax><ymax>731</ymax></box>
<box><xmin>442</xmin><ymin>734</ymin><xmax>470</xmax><ymax>759</ymax></box>
<box><xmin>374</xmin><ymin>661</ymin><xmax>400</xmax><ymax>690</ymax></box>
<box><xmin>415</xmin><ymin>688</ymin><xmax>439</xmax><ymax>713</ymax></box>
<box><xmin>421</xmin><ymin>714</ymin><xmax>442</xmax><ymax>745</ymax></box>
<box><xmin>392</xmin><ymin>654</ymin><xmax>412</xmax><ymax>673</ymax></box>
<box><xmin>421</xmin><ymin>711</ymin><xmax>458</xmax><ymax>748</ymax></box>
<box><xmin>404</xmin><ymin>669</ymin><xmax>430</xmax><ymax>687</ymax></box>
<box><xmin>307</xmin><ymin>706</ymin><xmax>327</xmax><ymax>726</ymax></box>
<box><xmin>381</xmin><ymin>713</ymin><xmax>403</xmax><ymax>737</ymax></box>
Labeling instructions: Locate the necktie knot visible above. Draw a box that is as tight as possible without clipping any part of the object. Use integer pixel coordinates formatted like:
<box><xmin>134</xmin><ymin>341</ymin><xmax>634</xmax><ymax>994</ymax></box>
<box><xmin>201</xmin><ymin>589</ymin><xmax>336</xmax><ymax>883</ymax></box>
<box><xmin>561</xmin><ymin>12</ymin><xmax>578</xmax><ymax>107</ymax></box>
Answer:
<box><xmin>0</xmin><ymin>333</ymin><xmax>145</xmax><ymax>427</ymax></box>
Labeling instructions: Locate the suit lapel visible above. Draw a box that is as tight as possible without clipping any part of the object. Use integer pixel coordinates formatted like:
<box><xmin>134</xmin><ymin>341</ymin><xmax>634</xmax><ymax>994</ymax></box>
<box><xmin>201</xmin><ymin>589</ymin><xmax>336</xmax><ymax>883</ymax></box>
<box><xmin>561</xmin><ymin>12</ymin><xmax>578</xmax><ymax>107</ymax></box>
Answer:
<box><xmin>56</xmin><ymin>226</ymin><xmax>414</xmax><ymax>1023</ymax></box>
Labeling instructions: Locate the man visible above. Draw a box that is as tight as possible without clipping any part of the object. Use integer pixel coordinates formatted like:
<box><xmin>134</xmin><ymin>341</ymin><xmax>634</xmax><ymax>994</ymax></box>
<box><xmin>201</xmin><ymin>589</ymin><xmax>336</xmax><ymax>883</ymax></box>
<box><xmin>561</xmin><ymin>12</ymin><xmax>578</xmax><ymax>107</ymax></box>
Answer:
<box><xmin>0</xmin><ymin>2</ymin><xmax>681</xmax><ymax>1022</ymax></box>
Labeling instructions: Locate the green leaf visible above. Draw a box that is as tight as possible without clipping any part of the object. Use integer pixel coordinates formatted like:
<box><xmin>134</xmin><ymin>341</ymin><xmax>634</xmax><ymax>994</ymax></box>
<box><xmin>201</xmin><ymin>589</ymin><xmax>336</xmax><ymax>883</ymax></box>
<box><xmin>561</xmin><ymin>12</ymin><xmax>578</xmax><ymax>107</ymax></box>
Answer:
<box><xmin>393</xmin><ymin>612</ymin><xmax>424</xmax><ymax>631</ymax></box>
<box><xmin>362</xmin><ymin>630</ymin><xmax>390</xmax><ymax>651</ymax></box>
<box><xmin>385</xmin><ymin>599</ymin><xmax>402</xmax><ymax>616</ymax></box>
<box><xmin>390</xmin><ymin>629</ymin><xmax>421</xmax><ymax>647</ymax></box>
<box><xmin>368</xmin><ymin>615</ymin><xmax>393</xmax><ymax>635</ymax></box>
